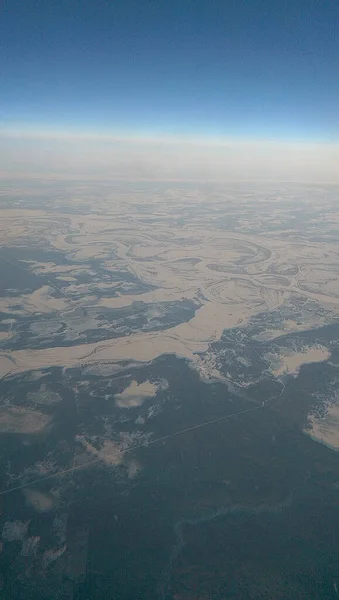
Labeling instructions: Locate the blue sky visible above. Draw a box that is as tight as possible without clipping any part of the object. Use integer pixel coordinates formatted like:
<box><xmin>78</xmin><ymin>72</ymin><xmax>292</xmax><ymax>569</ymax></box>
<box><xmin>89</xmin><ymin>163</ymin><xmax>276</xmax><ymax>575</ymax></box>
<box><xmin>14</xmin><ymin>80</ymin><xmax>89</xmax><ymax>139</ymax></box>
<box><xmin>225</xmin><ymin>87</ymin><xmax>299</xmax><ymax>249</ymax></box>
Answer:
<box><xmin>2</xmin><ymin>0</ymin><xmax>338</xmax><ymax>141</ymax></box>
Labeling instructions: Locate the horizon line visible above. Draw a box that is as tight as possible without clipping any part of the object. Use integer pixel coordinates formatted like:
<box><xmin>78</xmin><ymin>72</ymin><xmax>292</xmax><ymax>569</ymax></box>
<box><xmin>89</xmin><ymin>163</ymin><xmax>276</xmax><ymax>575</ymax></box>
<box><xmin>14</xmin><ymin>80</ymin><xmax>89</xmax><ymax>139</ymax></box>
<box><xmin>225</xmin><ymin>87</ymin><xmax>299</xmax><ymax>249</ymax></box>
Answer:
<box><xmin>1</xmin><ymin>127</ymin><xmax>338</xmax><ymax>147</ymax></box>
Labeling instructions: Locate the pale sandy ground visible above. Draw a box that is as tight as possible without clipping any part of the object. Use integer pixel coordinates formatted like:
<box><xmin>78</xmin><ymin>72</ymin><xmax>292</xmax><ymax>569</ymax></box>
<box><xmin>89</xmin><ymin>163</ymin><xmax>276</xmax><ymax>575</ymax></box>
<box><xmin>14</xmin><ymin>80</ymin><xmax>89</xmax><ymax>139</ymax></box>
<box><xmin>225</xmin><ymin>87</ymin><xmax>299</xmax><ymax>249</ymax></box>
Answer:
<box><xmin>23</xmin><ymin>489</ymin><xmax>56</xmax><ymax>513</ymax></box>
<box><xmin>253</xmin><ymin>319</ymin><xmax>321</xmax><ymax>342</ymax></box>
<box><xmin>305</xmin><ymin>389</ymin><xmax>339</xmax><ymax>450</ymax></box>
<box><xmin>115</xmin><ymin>380</ymin><xmax>157</xmax><ymax>408</ymax></box>
<box><xmin>0</xmin><ymin>331</ymin><xmax>11</xmax><ymax>341</ymax></box>
<box><xmin>75</xmin><ymin>435</ymin><xmax>124</xmax><ymax>467</ymax></box>
<box><xmin>1</xmin><ymin>196</ymin><xmax>339</xmax><ymax>382</ymax></box>
<box><xmin>0</xmin><ymin>285</ymin><xmax>68</xmax><ymax>316</ymax></box>
<box><xmin>0</xmin><ymin>406</ymin><xmax>51</xmax><ymax>434</ymax></box>
<box><xmin>267</xmin><ymin>346</ymin><xmax>331</xmax><ymax>378</ymax></box>
<box><xmin>75</xmin><ymin>434</ymin><xmax>144</xmax><ymax>477</ymax></box>
<box><xmin>306</xmin><ymin>404</ymin><xmax>339</xmax><ymax>450</ymax></box>
<box><xmin>56</xmin><ymin>276</ymin><xmax>77</xmax><ymax>282</ymax></box>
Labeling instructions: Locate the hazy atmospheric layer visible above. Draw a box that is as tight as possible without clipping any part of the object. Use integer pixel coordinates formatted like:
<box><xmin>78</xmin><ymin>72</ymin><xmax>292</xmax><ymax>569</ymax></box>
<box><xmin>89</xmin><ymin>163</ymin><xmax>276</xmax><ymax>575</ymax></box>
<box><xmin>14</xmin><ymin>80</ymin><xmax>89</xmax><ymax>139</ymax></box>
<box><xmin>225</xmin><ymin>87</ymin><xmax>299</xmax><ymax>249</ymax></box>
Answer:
<box><xmin>1</xmin><ymin>133</ymin><xmax>339</xmax><ymax>184</ymax></box>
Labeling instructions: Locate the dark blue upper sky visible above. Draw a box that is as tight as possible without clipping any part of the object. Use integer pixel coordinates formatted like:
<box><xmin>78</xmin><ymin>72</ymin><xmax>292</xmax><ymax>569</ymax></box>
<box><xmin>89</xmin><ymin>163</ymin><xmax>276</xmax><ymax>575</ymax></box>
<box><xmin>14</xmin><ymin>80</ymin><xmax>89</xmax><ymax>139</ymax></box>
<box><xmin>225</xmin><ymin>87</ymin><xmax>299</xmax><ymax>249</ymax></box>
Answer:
<box><xmin>2</xmin><ymin>0</ymin><xmax>338</xmax><ymax>140</ymax></box>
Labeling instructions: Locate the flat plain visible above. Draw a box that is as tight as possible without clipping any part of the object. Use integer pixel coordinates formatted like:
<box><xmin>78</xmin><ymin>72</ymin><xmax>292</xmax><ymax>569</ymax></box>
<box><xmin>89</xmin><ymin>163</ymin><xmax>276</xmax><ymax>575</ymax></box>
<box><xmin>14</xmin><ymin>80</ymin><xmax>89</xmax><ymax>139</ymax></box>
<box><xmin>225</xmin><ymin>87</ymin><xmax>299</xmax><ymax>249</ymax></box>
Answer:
<box><xmin>1</xmin><ymin>181</ymin><xmax>339</xmax><ymax>599</ymax></box>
